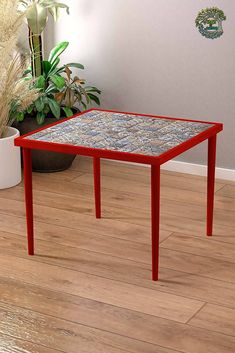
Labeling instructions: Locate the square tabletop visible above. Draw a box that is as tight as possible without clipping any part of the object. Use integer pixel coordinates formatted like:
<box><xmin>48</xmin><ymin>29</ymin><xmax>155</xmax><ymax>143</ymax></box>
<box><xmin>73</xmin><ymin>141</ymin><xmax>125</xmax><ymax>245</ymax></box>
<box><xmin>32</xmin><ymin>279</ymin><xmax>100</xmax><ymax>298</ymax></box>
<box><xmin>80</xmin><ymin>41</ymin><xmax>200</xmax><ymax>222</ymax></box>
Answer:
<box><xmin>15</xmin><ymin>109</ymin><xmax>222</xmax><ymax>164</ymax></box>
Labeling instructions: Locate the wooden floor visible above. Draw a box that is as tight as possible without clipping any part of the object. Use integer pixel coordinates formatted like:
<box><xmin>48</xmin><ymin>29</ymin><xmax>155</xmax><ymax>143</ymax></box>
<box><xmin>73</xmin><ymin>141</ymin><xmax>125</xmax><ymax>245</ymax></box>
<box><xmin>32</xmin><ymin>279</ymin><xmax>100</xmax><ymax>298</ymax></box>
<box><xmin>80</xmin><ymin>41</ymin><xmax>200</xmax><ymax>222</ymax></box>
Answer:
<box><xmin>0</xmin><ymin>156</ymin><xmax>235</xmax><ymax>353</ymax></box>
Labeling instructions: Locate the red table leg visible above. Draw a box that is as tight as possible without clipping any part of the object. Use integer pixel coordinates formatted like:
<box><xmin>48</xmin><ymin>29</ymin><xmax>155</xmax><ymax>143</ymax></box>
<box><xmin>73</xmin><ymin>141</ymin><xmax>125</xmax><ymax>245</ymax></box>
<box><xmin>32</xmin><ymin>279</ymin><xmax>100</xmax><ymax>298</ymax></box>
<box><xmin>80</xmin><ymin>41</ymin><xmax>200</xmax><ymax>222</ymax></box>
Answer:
<box><xmin>151</xmin><ymin>164</ymin><xmax>160</xmax><ymax>281</ymax></box>
<box><xmin>207</xmin><ymin>135</ymin><xmax>217</xmax><ymax>236</ymax></box>
<box><xmin>93</xmin><ymin>157</ymin><xmax>101</xmax><ymax>219</ymax></box>
<box><xmin>23</xmin><ymin>148</ymin><xmax>34</xmax><ymax>255</ymax></box>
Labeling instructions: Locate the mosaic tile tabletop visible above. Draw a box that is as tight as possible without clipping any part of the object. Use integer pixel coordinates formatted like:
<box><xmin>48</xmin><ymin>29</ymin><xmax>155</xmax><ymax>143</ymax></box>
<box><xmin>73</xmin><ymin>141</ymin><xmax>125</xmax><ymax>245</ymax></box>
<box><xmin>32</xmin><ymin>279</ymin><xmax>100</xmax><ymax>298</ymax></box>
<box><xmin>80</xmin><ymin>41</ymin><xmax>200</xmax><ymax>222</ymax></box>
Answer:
<box><xmin>25</xmin><ymin>110</ymin><xmax>215</xmax><ymax>156</ymax></box>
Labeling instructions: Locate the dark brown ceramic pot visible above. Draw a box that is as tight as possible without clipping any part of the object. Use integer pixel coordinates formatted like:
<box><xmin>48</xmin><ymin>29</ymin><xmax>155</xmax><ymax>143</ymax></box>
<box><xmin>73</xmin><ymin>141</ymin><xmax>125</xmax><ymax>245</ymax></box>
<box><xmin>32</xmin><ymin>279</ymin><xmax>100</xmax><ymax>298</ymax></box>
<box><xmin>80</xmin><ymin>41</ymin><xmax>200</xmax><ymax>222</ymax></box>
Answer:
<box><xmin>14</xmin><ymin>109</ymin><xmax>79</xmax><ymax>173</ymax></box>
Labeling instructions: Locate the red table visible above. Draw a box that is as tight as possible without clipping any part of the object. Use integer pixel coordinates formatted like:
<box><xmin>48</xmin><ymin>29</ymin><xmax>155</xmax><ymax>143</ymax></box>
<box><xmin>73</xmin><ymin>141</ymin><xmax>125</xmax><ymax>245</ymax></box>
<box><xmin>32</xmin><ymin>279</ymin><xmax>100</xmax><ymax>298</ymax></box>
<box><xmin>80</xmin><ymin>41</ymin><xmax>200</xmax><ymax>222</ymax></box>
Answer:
<box><xmin>15</xmin><ymin>109</ymin><xmax>223</xmax><ymax>281</ymax></box>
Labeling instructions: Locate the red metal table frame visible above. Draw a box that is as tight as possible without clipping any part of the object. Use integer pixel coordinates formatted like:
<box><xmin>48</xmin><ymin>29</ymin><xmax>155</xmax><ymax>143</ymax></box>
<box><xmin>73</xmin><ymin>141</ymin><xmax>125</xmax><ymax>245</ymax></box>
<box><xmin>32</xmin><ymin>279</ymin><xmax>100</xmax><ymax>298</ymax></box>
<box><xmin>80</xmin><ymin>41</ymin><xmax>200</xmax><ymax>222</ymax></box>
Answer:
<box><xmin>15</xmin><ymin>109</ymin><xmax>223</xmax><ymax>281</ymax></box>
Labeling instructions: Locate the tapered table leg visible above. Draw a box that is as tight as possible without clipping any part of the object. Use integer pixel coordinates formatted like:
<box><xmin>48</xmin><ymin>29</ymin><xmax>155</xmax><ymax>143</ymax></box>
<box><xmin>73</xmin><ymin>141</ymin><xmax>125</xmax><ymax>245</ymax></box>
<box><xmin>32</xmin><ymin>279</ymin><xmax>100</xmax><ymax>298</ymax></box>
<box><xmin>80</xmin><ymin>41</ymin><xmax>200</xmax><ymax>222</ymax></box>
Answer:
<box><xmin>23</xmin><ymin>148</ymin><xmax>34</xmax><ymax>255</ymax></box>
<box><xmin>207</xmin><ymin>135</ymin><xmax>217</xmax><ymax>236</ymax></box>
<box><xmin>151</xmin><ymin>164</ymin><xmax>160</xmax><ymax>281</ymax></box>
<box><xmin>93</xmin><ymin>157</ymin><xmax>101</xmax><ymax>218</ymax></box>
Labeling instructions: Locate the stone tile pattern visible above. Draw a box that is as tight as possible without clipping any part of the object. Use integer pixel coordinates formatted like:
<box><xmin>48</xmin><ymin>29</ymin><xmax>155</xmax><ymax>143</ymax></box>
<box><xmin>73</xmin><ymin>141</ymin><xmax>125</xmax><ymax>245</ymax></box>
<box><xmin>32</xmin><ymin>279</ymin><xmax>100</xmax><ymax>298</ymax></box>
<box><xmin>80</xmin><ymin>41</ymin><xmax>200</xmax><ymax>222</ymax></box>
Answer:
<box><xmin>25</xmin><ymin>110</ymin><xmax>214</xmax><ymax>156</ymax></box>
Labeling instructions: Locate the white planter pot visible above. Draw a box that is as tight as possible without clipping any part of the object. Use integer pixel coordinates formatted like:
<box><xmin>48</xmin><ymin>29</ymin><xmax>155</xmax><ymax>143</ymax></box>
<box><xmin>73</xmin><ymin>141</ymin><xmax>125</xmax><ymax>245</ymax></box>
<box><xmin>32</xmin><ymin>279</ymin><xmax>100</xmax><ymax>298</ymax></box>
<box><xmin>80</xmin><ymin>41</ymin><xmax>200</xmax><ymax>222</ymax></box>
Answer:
<box><xmin>0</xmin><ymin>127</ymin><xmax>21</xmax><ymax>189</ymax></box>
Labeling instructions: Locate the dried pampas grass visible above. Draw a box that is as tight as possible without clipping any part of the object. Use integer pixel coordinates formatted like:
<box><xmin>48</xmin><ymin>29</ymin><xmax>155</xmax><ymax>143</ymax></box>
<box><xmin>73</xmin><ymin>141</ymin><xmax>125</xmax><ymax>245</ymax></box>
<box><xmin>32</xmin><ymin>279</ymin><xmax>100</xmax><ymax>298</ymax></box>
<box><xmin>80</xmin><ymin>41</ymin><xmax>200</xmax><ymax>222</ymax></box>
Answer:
<box><xmin>0</xmin><ymin>0</ymin><xmax>38</xmax><ymax>138</ymax></box>
<box><xmin>0</xmin><ymin>56</ymin><xmax>39</xmax><ymax>137</ymax></box>
<box><xmin>0</xmin><ymin>0</ymin><xmax>25</xmax><ymax>67</ymax></box>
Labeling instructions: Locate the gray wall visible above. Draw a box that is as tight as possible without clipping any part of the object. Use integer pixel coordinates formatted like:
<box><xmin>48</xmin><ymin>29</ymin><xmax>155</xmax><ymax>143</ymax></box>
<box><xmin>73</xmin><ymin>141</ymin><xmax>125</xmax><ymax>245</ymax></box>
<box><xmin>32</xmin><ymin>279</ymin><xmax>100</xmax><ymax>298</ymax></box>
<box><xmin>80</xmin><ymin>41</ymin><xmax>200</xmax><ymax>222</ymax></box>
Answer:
<box><xmin>46</xmin><ymin>0</ymin><xmax>235</xmax><ymax>169</ymax></box>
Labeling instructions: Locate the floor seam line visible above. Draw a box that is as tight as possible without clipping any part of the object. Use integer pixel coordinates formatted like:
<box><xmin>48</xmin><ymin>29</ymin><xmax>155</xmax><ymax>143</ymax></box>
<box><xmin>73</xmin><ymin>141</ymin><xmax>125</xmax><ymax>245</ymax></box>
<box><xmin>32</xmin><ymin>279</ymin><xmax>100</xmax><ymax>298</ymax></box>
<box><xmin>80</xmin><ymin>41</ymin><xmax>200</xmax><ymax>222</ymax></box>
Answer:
<box><xmin>185</xmin><ymin>301</ymin><xmax>207</xmax><ymax>324</ymax></box>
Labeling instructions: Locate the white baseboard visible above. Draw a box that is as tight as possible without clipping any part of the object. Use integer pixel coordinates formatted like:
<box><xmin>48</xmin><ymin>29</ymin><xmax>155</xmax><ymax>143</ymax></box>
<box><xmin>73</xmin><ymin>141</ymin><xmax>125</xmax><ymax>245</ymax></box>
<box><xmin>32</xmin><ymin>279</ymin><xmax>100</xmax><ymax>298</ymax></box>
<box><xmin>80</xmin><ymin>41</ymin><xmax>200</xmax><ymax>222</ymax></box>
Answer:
<box><xmin>162</xmin><ymin>160</ymin><xmax>235</xmax><ymax>181</ymax></box>
<box><xmin>114</xmin><ymin>159</ymin><xmax>235</xmax><ymax>181</ymax></box>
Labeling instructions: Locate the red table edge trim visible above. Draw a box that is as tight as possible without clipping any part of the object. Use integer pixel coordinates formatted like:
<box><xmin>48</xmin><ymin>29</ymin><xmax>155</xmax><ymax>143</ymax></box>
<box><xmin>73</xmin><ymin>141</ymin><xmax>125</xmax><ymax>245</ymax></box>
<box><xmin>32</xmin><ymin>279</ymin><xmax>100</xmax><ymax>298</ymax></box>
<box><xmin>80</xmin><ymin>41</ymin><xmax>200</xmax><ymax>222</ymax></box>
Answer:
<box><xmin>15</xmin><ymin>138</ymin><xmax>158</xmax><ymax>164</ymax></box>
<box><xmin>94</xmin><ymin>108</ymin><xmax>223</xmax><ymax>126</ymax></box>
<box><xmin>159</xmin><ymin>124</ymin><xmax>222</xmax><ymax>164</ymax></box>
<box><xmin>14</xmin><ymin>108</ymin><xmax>223</xmax><ymax>166</ymax></box>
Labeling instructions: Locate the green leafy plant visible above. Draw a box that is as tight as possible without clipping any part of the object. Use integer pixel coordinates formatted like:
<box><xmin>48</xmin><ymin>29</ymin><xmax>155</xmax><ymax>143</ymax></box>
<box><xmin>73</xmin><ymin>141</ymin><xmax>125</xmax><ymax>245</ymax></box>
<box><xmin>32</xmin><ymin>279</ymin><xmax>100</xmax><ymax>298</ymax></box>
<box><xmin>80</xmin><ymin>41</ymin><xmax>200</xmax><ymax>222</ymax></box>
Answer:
<box><xmin>19</xmin><ymin>0</ymin><xmax>69</xmax><ymax>78</ymax></box>
<box><xmin>21</xmin><ymin>41</ymin><xmax>101</xmax><ymax>124</ymax></box>
<box><xmin>55</xmin><ymin>65</ymin><xmax>101</xmax><ymax>113</ymax></box>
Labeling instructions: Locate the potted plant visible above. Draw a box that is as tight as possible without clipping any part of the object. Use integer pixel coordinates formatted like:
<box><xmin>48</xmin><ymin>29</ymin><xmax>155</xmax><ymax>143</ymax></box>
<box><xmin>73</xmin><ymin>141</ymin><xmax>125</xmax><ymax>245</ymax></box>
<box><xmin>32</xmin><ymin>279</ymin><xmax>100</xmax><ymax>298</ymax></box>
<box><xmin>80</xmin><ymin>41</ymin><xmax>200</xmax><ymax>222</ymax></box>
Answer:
<box><xmin>15</xmin><ymin>41</ymin><xmax>101</xmax><ymax>171</ymax></box>
<box><xmin>0</xmin><ymin>0</ymin><xmax>38</xmax><ymax>189</ymax></box>
<box><xmin>16</xmin><ymin>0</ymin><xmax>101</xmax><ymax>172</ymax></box>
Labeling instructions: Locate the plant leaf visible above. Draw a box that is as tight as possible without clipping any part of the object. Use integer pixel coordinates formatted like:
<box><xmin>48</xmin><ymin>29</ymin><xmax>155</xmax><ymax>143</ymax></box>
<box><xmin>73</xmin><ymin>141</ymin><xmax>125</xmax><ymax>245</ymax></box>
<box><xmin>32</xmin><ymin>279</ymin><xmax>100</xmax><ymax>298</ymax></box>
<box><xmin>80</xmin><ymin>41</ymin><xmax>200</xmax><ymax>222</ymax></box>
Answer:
<box><xmin>48</xmin><ymin>41</ymin><xmax>69</xmax><ymax>65</ymax></box>
<box><xmin>16</xmin><ymin>112</ymin><xmax>25</xmax><ymax>122</ymax></box>
<box><xmin>56</xmin><ymin>63</ymin><xmax>85</xmax><ymax>74</ymax></box>
<box><xmin>24</xmin><ymin>67</ymin><xmax>32</xmax><ymax>76</ymax></box>
<box><xmin>50</xmin><ymin>74</ymin><xmax>65</xmax><ymax>89</ymax></box>
<box><xmin>74</xmin><ymin>90</ymin><xmax>82</xmax><ymax>102</ymax></box>
<box><xmin>27</xmin><ymin>105</ymin><xmax>34</xmax><ymax>114</ymax></box>
<box><xmin>43</xmin><ymin>61</ymin><xmax>52</xmax><ymax>76</ymax></box>
<box><xmin>66</xmin><ymin>63</ymin><xmax>84</xmax><ymax>70</ymax></box>
<box><xmin>85</xmin><ymin>86</ymin><xmax>101</xmax><ymax>94</ymax></box>
<box><xmin>62</xmin><ymin>107</ymin><xmax>74</xmax><ymax>118</ymax></box>
<box><xmin>36</xmin><ymin>75</ymin><xmax>46</xmax><ymax>89</ymax></box>
<box><xmin>43</xmin><ymin>104</ymin><xmax>50</xmax><ymax>115</ymax></box>
<box><xmin>48</xmin><ymin>57</ymin><xmax>60</xmax><ymax>73</ymax></box>
<box><xmin>55</xmin><ymin>92</ymin><xmax>65</xmax><ymax>102</ymax></box>
<box><xmin>65</xmin><ymin>66</ymin><xmax>72</xmax><ymax>81</ymax></box>
<box><xmin>37</xmin><ymin>111</ymin><xmax>45</xmax><ymax>125</ymax></box>
<box><xmin>79</xmin><ymin>86</ymin><xmax>90</xmax><ymax>104</ymax></box>
<box><xmin>27</xmin><ymin>3</ymin><xmax>48</xmax><ymax>34</ymax></box>
<box><xmin>81</xmin><ymin>101</ymin><xmax>87</xmax><ymax>110</ymax></box>
<box><xmin>45</xmin><ymin>84</ymin><xmax>59</xmax><ymax>94</ymax></box>
<box><xmin>48</xmin><ymin>98</ymin><xmax>61</xmax><ymax>118</ymax></box>
<box><xmin>64</xmin><ymin>88</ymin><xmax>75</xmax><ymax>108</ymax></box>
<box><xmin>87</xmin><ymin>93</ymin><xmax>101</xmax><ymax>106</ymax></box>
<box><xmin>73</xmin><ymin>76</ymin><xmax>85</xmax><ymax>85</ymax></box>
<box><xmin>42</xmin><ymin>1</ymin><xmax>70</xmax><ymax>20</ymax></box>
<box><xmin>35</xmin><ymin>97</ymin><xmax>45</xmax><ymax>112</ymax></box>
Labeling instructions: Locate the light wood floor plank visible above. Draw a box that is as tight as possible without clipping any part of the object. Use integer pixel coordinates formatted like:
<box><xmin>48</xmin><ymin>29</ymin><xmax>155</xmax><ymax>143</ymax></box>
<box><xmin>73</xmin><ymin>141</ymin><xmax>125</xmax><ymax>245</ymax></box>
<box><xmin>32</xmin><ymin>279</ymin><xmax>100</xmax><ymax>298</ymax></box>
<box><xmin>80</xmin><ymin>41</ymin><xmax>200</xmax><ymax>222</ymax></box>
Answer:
<box><xmin>0</xmin><ymin>230</ymin><xmax>180</xmax><ymax>282</ymax></box>
<box><xmin>160</xmin><ymin>247</ymin><xmax>235</xmax><ymax>284</ymax></box>
<box><xmin>0</xmin><ymin>302</ymin><xmax>154</xmax><ymax>353</ymax></box>
<box><xmin>0</xmin><ymin>211</ymin><xmax>170</xmax><ymax>246</ymax></box>
<box><xmin>188</xmin><ymin>303</ymin><xmax>235</xmax><ymax>337</ymax></box>
<box><xmin>217</xmin><ymin>184</ymin><xmax>235</xmax><ymax>199</ymax></box>
<box><xmin>0</xmin><ymin>211</ymin><xmax>234</xmax><ymax>284</ymax></box>
<box><xmin>0</xmin><ymin>333</ymin><xmax>63</xmax><ymax>353</ymax></box>
<box><xmin>161</xmin><ymin>233</ymin><xmax>235</xmax><ymax>263</ymax></box>
<box><xmin>0</xmin><ymin>185</ymin><xmax>234</xmax><ymax>242</ymax></box>
<box><xmin>1</xmin><ymin>215</ymin><xmax>235</xmax><ymax>284</ymax></box>
<box><xmin>0</xmin><ymin>278</ymin><xmax>234</xmax><ymax>353</ymax></box>
<box><xmin>159</xmin><ymin>213</ymin><xmax>235</xmax><ymax>242</ymax></box>
<box><xmin>72</xmin><ymin>156</ymin><xmax>229</xmax><ymax>190</ymax></box>
<box><xmin>0</xmin><ymin>253</ymin><xmax>204</xmax><ymax>323</ymax></box>
<box><xmin>72</xmin><ymin>171</ymin><xmax>224</xmax><ymax>196</ymax></box>
<box><xmin>0</xmin><ymin>197</ymin><xmax>155</xmax><ymax>245</ymax></box>
<box><xmin>0</xmin><ymin>232</ymin><xmax>235</xmax><ymax>310</ymax></box>
<box><xmin>28</xmin><ymin>172</ymin><xmax>228</xmax><ymax>213</ymax></box>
